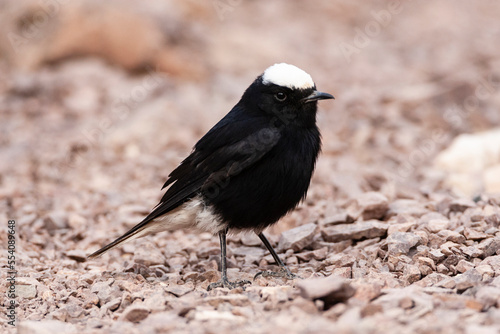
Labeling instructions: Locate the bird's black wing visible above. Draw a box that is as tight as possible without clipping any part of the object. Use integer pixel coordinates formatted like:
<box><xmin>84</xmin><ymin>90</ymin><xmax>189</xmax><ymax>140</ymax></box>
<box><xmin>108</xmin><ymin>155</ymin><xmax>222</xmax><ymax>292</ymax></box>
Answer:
<box><xmin>150</xmin><ymin>116</ymin><xmax>281</xmax><ymax>221</ymax></box>
<box><xmin>88</xmin><ymin>108</ymin><xmax>281</xmax><ymax>258</ymax></box>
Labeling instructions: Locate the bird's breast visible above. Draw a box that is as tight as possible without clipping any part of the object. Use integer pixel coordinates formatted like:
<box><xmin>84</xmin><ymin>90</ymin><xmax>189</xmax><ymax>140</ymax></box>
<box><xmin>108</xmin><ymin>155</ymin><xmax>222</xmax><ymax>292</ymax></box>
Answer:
<box><xmin>207</xmin><ymin>127</ymin><xmax>321</xmax><ymax>231</ymax></box>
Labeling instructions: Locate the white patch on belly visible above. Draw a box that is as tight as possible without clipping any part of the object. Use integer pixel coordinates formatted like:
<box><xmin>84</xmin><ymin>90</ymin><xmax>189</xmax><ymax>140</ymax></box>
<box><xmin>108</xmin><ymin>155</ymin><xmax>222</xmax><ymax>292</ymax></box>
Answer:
<box><xmin>133</xmin><ymin>196</ymin><xmax>225</xmax><ymax>239</ymax></box>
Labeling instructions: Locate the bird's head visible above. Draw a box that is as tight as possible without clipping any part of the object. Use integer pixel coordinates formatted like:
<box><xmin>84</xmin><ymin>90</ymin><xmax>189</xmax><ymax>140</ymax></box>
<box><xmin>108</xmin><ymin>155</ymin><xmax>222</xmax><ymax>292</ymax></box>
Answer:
<box><xmin>241</xmin><ymin>63</ymin><xmax>334</xmax><ymax>127</ymax></box>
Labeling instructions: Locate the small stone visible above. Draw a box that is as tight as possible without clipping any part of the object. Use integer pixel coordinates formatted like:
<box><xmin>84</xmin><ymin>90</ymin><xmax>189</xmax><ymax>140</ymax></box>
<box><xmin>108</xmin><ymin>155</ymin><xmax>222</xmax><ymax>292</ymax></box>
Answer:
<box><xmin>398</xmin><ymin>296</ymin><xmax>415</xmax><ymax>309</ymax></box>
<box><xmin>387</xmin><ymin>221</ymin><xmax>416</xmax><ymax>235</ymax></box>
<box><xmin>205</xmin><ymin>294</ymin><xmax>250</xmax><ymax>307</ymax></box>
<box><xmin>418</xmin><ymin>257</ymin><xmax>436</xmax><ymax>270</ymax></box>
<box><xmin>102</xmin><ymin>297</ymin><xmax>122</xmax><ymax>311</ymax></box>
<box><xmin>16</xmin><ymin>284</ymin><xmax>37</xmax><ymax>299</ymax></box>
<box><xmin>415</xmin><ymin>273</ymin><xmax>448</xmax><ymax>287</ymax></box>
<box><xmin>466</xmin><ymin>325</ymin><xmax>500</xmax><ymax>334</ymax></box>
<box><xmin>81</xmin><ymin>291</ymin><xmax>99</xmax><ymax>309</ymax></box>
<box><xmin>321</xmin><ymin>221</ymin><xmax>387</xmax><ymax>242</ymax></box>
<box><xmin>357</xmin><ymin>192</ymin><xmax>389</xmax><ymax>220</ymax></box>
<box><xmin>166</xmin><ymin>256</ymin><xmax>188</xmax><ymax>271</ymax></box>
<box><xmin>442</xmin><ymin>254</ymin><xmax>461</xmax><ymax>269</ymax></box>
<box><xmin>240</xmin><ymin>233</ymin><xmax>261</xmax><ymax>246</ymax></box>
<box><xmin>121</xmin><ymin>305</ymin><xmax>150</xmax><ymax>323</ymax></box>
<box><xmin>19</xmin><ymin>320</ymin><xmax>77</xmax><ymax>334</ymax></box>
<box><xmin>402</xmin><ymin>264</ymin><xmax>421</xmax><ymax>283</ymax></box>
<box><xmin>260</xmin><ymin>286</ymin><xmax>292</xmax><ymax>306</ymax></box>
<box><xmin>454</xmin><ymin>268</ymin><xmax>482</xmax><ymax>291</ymax></box>
<box><xmin>278</xmin><ymin>223</ymin><xmax>318</xmax><ymax>252</ymax></box>
<box><xmin>323</xmin><ymin>302</ymin><xmax>348</xmax><ymax>320</ymax></box>
<box><xmin>427</xmin><ymin>219</ymin><xmax>450</xmax><ymax>233</ymax></box>
<box><xmin>48</xmin><ymin>309</ymin><xmax>68</xmax><ymax>322</ymax></box>
<box><xmin>164</xmin><ymin>284</ymin><xmax>195</xmax><ymax>297</ymax></box>
<box><xmin>387</xmin><ymin>232</ymin><xmax>421</xmax><ymax>255</ymax></box>
<box><xmin>437</xmin><ymin>264</ymin><xmax>449</xmax><ymax>274</ymax></box>
<box><xmin>326</xmin><ymin>253</ymin><xmax>356</xmax><ymax>267</ymax></box>
<box><xmin>44</xmin><ymin>211</ymin><xmax>69</xmax><ymax>234</ymax></box>
<box><xmin>322</xmin><ymin>212</ymin><xmax>354</xmax><ymax>226</ymax></box>
<box><xmin>475</xmin><ymin>265</ymin><xmax>495</xmax><ymax>280</ymax></box>
<box><xmin>464</xmin><ymin>228</ymin><xmax>489</xmax><ymax>241</ymax></box>
<box><xmin>440</xmin><ymin>241</ymin><xmax>460</xmax><ymax>255</ymax></box>
<box><xmin>475</xmin><ymin>286</ymin><xmax>500</xmax><ymax>309</ymax></box>
<box><xmin>437</xmin><ymin>230</ymin><xmax>466</xmax><ymax>244</ymax></box>
<box><xmin>456</xmin><ymin>260</ymin><xmax>474</xmax><ymax>273</ymax></box>
<box><xmin>480</xmin><ymin>255</ymin><xmax>500</xmax><ymax>271</ymax></box>
<box><xmin>449</xmin><ymin>198</ymin><xmax>476</xmax><ymax>213</ymax></box>
<box><xmin>460</xmin><ymin>246</ymin><xmax>483</xmax><ymax>258</ymax></box>
<box><xmin>63</xmin><ymin>303</ymin><xmax>84</xmax><ymax>319</ymax></box>
<box><xmin>296</xmin><ymin>247</ymin><xmax>328</xmax><ymax>261</ymax></box>
<box><xmin>298</xmin><ymin>276</ymin><xmax>355</xmax><ymax>309</ymax></box>
<box><xmin>331</xmin><ymin>267</ymin><xmax>352</xmax><ymax>279</ymax></box>
<box><xmin>193</xmin><ymin>310</ymin><xmax>245</xmax><ymax>322</ymax></box>
<box><xmin>133</xmin><ymin>242</ymin><xmax>166</xmax><ymax>266</ymax></box>
<box><xmin>386</xmin><ymin>200</ymin><xmax>429</xmax><ymax>218</ymax></box>
<box><xmin>493</xmin><ymin>276</ymin><xmax>500</xmax><ymax>287</ymax></box>
<box><xmin>428</xmin><ymin>249</ymin><xmax>446</xmax><ymax>262</ymax></box>
<box><xmin>65</xmin><ymin>250</ymin><xmax>88</xmax><ymax>262</ymax></box>
<box><xmin>91</xmin><ymin>281</ymin><xmax>120</xmax><ymax>305</ymax></box>
<box><xmin>352</xmin><ymin>282</ymin><xmax>382</xmax><ymax>302</ymax></box>
<box><xmin>232</xmin><ymin>246</ymin><xmax>265</xmax><ymax>258</ymax></box>
<box><xmin>418</xmin><ymin>265</ymin><xmax>432</xmax><ymax>277</ymax></box>
<box><xmin>479</xmin><ymin>237</ymin><xmax>500</xmax><ymax>257</ymax></box>
<box><xmin>360</xmin><ymin>303</ymin><xmax>383</xmax><ymax>317</ymax></box>
<box><xmin>139</xmin><ymin>312</ymin><xmax>183</xmax><ymax>332</ymax></box>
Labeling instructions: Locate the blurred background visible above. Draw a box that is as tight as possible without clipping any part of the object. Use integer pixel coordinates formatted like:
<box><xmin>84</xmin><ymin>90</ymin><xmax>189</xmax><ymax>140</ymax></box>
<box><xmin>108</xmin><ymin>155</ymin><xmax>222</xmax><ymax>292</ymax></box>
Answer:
<box><xmin>1</xmin><ymin>0</ymin><xmax>500</xmax><ymax>263</ymax></box>
<box><xmin>1</xmin><ymin>1</ymin><xmax>500</xmax><ymax>332</ymax></box>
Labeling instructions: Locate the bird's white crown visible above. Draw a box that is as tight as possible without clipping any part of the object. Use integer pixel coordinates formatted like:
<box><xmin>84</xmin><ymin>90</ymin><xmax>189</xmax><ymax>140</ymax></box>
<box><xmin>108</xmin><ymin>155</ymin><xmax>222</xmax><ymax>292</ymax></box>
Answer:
<box><xmin>262</xmin><ymin>63</ymin><xmax>315</xmax><ymax>90</ymax></box>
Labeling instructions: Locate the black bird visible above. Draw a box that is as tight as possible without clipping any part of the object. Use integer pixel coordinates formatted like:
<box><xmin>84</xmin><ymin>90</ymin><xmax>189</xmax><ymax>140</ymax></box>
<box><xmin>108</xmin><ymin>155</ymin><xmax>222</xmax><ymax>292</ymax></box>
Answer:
<box><xmin>88</xmin><ymin>63</ymin><xmax>334</xmax><ymax>290</ymax></box>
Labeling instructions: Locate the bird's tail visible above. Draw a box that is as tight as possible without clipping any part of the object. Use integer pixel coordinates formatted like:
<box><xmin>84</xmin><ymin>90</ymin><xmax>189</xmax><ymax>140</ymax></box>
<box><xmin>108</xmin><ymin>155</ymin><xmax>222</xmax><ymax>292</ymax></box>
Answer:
<box><xmin>87</xmin><ymin>220</ymin><xmax>151</xmax><ymax>259</ymax></box>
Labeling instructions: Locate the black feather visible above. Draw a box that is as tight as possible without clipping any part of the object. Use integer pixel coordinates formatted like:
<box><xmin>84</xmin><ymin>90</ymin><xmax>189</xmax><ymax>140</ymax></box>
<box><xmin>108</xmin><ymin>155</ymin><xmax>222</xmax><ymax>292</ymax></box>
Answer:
<box><xmin>88</xmin><ymin>70</ymin><xmax>328</xmax><ymax>259</ymax></box>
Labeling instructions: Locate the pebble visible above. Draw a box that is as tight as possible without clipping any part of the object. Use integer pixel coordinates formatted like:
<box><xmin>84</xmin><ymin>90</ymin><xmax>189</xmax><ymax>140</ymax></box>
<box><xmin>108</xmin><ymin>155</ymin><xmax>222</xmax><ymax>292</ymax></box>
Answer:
<box><xmin>386</xmin><ymin>200</ymin><xmax>429</xmax><ymax>218</ymax></box>
<box><xmin>295</xmin><ymin>247</ymin><xmax>328</xmax><ymax>261</ymax></box>
<box><xmin>120</xmin><ymin>305</ymin><xmax>151</xmax><ymax>323</ymax></box>
<box><xmin>437</xmin><ymin>230</ymin><xmax>466</xmax><ymax>243</ymax></box>
<box><xmin>16</xmin><ymin>284</ymin><xmax>37</xmax><ymax>299</ymax></box>
<box><xmin>426</xmin><ymin>219</ymin><xmax>450</xmax><ymax>233</ymax></box>
<box><xmin>321</xmin><ymin>221</ymin><xmax>387</xmax><ymax>242</ymax></box>
<box><xmin>456</xmin><ymin>260</ymin><xmax>474</xmax><ymax>273</ymax></box>
<box><xmin>322</xmin><ymin>212</ymin><xmax>354</xmax><ymax>226</ymax></box>
<box><xmin>65</xmin><ymin>250</ymin><xmax>88</xmax><ymax>262</ymax></box>
<box><xmin>356</xmin><ymin>192</ymin><xmax>389</xmax><ymax>220</ymax></box>
<box><xmin>133</xmin><ymin>242</ymin><xmax>166</xmax><ymax>266</ymax></box>
<box><xmin>454</xmin><ymin>268</ymin><xmax>483</xmax><ymax>291</ymax></box>
<box><xmin>298</xmin><ymin>276</ymin><xmax>355</xmax><ymax>309</ymax></box>
<box><xmin>19</xmin><ymin>320</ymin><xmax>77</xmax><ymax>334</ymax></box>
<box><xmin>277</xmin><ymin>223</ymin><xmax>318</xmax><ymax>252</ymax></box>
<box><xmin>387</xmin><ymin>232</ymin><xmax>421</xmax><ymax>255</ymax></box>
<box><xmin>475</xmin><ymin>286</ymin><xmax>500</xmax><ymax>309</ymax></box>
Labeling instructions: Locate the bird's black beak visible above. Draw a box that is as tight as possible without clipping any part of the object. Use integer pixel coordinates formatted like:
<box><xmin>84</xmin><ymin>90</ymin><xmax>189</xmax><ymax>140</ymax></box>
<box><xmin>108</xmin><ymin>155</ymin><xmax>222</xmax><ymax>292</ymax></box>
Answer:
<box><xmin>302</xmin><ymin>90</ymin><xmax>335</xmax><ymax>103</ymax></box>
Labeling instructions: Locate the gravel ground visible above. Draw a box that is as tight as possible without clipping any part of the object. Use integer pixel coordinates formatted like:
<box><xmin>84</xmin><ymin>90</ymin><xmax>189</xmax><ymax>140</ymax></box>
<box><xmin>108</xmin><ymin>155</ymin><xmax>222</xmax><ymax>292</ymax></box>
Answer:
<box><xmin>1</xmin><ymin>1</ymin><xmax>500</xmax><ymax>333</ymax></box>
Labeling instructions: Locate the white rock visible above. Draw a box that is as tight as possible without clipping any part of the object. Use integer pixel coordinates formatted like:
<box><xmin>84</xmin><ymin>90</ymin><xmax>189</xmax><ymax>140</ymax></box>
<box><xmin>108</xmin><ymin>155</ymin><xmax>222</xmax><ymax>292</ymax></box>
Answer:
<box><xmin>435</xmin><ymin>128</ymin><xmax>500</xmax><ymax>173</ymax></box>
<box><xmin>19</xmin><ymin>320</ymin><xmax>77</xmax><ymax>334</ymax></box>
<box><xmin>484</xmin><ymin>164</ymin><xmax>500</xmax><ymax>193</ymax></box>
<box><xmin>434</xmin><ymin>128</ymin><xmax>500</xmax><ymax>196</ymax></box>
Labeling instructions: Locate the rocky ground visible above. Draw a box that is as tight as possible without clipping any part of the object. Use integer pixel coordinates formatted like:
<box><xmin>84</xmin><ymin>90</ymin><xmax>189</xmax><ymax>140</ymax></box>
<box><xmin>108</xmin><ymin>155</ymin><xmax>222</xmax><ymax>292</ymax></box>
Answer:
<box><xmin>1</xmin><ymin>1</ymin><xmax>500</xmax><ymax>333</ymax></box>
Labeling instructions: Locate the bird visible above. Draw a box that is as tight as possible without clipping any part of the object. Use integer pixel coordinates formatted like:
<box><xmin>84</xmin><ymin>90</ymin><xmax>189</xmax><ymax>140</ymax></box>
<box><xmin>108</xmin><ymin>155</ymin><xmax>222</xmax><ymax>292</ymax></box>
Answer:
<box><xmin>88</xmin><ymin>63</ymin><xmax>334</xmax><ymax>290</ymax></box>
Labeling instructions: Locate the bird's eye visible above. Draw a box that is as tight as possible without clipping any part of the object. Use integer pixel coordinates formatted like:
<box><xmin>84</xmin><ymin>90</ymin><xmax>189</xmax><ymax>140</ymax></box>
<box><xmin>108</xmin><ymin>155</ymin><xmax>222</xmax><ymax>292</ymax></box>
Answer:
<box><xmin>274</xmin><ymin>92</ymin><xmax>287</xmax><ymax>102</ymax></box>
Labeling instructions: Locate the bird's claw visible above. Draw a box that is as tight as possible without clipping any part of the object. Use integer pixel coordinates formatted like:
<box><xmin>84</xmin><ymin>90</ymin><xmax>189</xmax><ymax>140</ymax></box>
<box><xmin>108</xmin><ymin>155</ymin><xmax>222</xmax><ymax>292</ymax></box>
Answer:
<box><xmin>254</xmin><ymin>266</ymin><xmax>299</xmax><ymax>281</ymax></box>
<box><xmin>207</xmin><ymin>279</ymin><xmax>251</xmax><ymax>291</ymax></box>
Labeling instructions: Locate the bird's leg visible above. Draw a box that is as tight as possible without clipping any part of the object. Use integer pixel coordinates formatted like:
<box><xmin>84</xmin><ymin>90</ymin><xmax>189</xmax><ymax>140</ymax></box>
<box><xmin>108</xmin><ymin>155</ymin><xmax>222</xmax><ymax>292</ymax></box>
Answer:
<box><xmin>207</xmin><ymin>228</ymin><xmax>251</xmax><ymax>291</ymax></box>
<box><xmin>254</xmin><ymin>232</ymin><xmax>298</xmax><ymax>280</ymax></box>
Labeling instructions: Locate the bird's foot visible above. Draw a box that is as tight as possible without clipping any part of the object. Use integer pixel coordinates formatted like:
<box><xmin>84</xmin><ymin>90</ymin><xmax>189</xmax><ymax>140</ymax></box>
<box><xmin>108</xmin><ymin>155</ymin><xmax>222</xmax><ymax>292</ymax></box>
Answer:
<box><xmin>207</xmin><ymin>278</ymin><xmax>251</xmax><ymax>291</ymax></box>
<box><xmin>254</xmin><ymin>266</ymin><xmax>299</xmax><ymax>281</ymax></box>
